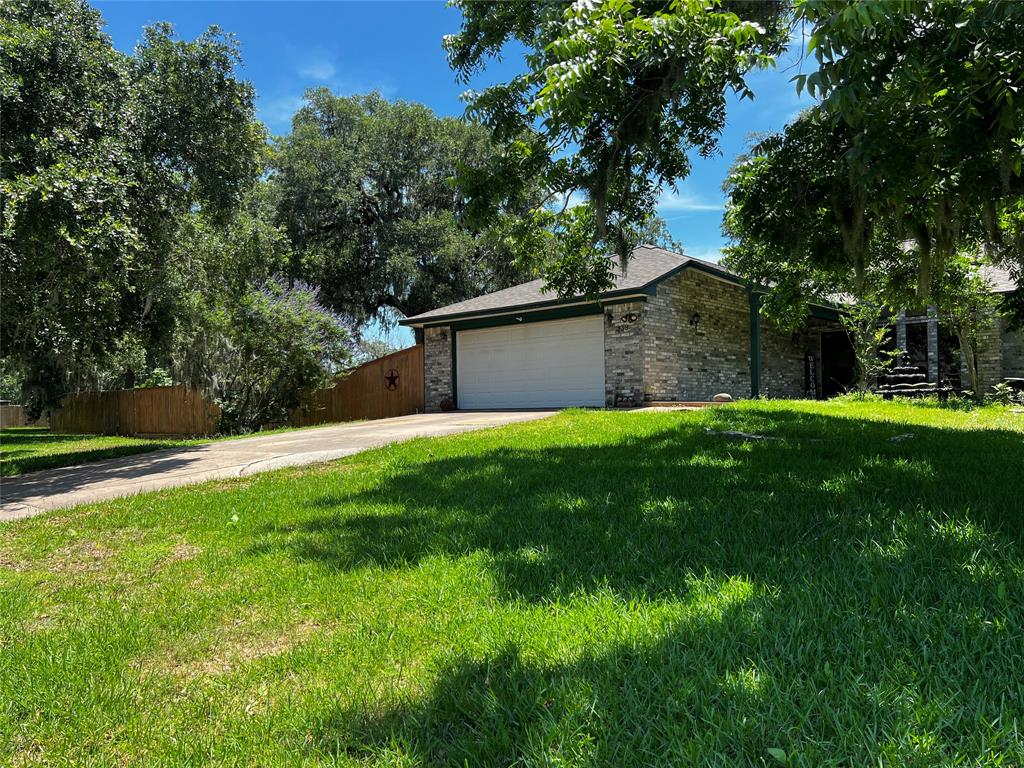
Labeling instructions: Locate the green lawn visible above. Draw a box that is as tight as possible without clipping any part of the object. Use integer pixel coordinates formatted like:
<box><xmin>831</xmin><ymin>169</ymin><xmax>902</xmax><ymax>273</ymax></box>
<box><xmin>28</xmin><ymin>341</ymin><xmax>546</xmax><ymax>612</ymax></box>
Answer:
<box><xmin>0</xmin><ymin>428</ymin><xmax>195</xmax><ymax>477</ymax></box>
<box><xmin>0</xmin><ymin>423</ymin><xmax>336</xmax><ymax>476</ymax></box>
<box><xmin>1</xmin><ymin>400</ymin><xmax>1022</xmax><ymax>766</ymax></box>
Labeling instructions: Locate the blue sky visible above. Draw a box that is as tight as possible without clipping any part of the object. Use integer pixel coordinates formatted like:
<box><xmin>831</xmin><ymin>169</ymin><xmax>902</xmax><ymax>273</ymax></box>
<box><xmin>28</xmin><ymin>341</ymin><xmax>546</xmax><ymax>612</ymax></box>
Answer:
<box><xmin>96</xmin><ymin>1</ymin><xmax>813</xmax><ymax>343</ymax></box>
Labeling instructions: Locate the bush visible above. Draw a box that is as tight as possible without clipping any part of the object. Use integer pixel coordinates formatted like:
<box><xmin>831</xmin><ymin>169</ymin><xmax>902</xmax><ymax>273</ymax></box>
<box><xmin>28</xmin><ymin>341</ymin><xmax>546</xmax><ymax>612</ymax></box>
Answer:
<box><xmin>175</xmin><ymin>280</ymin><xmax>353</xmax><ymax>432</ymax></box>
<box><xmin>991</xmin><ymin>381</ymin><xmax>1024</xmax><ymax>406</ymax></box>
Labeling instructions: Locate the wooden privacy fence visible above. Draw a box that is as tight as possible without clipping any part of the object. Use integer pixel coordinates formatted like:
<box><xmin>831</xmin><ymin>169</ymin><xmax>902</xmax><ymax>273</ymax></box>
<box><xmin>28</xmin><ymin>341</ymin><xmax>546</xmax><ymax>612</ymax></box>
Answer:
<box><xmin>0</xmin><ymin>404</ymin><xmax>27</xmax><ymax>428</ymax></box>
<box><xmin>292</xmin><ymin>344</ymin><xmax>424</xmax><ymax>426</ymax></box>
<box><xmin>51</xmin><ymin>385</ymin><xmax>220</xmax><ymax>436</ymax></box>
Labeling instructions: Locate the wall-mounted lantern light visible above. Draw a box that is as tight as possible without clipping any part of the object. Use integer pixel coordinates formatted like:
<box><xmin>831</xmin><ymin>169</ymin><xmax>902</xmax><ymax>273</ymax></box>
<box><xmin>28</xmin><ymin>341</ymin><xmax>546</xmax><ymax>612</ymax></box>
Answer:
<box><xmin>689</xmin><ymin>312</ymin><xmax>701</xmax><ymax>328</ymax></box>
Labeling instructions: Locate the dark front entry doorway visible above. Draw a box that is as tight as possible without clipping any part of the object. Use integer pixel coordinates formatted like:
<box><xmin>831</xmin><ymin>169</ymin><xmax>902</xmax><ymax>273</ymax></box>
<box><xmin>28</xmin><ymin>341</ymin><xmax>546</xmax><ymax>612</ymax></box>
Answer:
<box><xmin>821</xmin><ymin>330</ymin><xmax>856</xmax><ymax>397</ymax></box>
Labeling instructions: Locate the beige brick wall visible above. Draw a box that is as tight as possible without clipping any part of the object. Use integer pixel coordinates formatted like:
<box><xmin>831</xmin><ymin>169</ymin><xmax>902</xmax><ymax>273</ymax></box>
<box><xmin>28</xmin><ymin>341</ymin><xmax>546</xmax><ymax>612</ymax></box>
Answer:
<box><xmin>971</xmin><ymin>312</ymin><xmax>1004</xmax><ymax>393</ymax></box>
<box><xmin>424</xmin><ymin>326</ymin><xmax>453</xmax><ymax>412</ymax></box>
<box><xmin>643</xmin><ymin>270</ymin><xmax>752</xmax><ymax>401</ymax></box>
<box><xmin>604</xmin><ymin>301</ymin><xmax>646</xmax><ymax>406</ymax></box>
<box><xmin>762</xmin><ymin>320</ymin><xmax>818</xmax><ymax>399</ymax></box>
<box><xmin>1001</xmin><ymin>319</ymin><xmax>1024</xmax><ymax>378</ymax></box>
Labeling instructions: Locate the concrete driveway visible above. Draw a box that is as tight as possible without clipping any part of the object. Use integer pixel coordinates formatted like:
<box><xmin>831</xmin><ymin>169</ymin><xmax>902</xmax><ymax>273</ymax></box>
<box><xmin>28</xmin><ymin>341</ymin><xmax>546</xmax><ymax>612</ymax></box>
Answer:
<box><xmin>0</xmin><ymin>411</ymin><xmax>552</xmax><ymax>522</ymax></box>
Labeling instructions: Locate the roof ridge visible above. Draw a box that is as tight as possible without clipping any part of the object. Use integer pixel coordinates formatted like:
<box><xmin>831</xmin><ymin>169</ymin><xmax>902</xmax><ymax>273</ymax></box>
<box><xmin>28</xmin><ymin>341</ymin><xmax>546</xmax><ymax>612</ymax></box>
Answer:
<box><xmin>400</xmin><ymin>244</ymin><xmax>722</xmax><ymax>326</ymax></box>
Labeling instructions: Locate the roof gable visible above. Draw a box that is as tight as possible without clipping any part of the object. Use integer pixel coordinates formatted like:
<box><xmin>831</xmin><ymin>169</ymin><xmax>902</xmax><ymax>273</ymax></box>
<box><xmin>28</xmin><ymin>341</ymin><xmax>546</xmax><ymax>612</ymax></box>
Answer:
<box><xmin>981</xmin><ymin>264</ymin><xmax>1016</xmax><ymax>294</ymax></box>
<box><xmin>400</xmin><ymin>245</ymin><xmax>739</xmax><ymax>326</ymax></box>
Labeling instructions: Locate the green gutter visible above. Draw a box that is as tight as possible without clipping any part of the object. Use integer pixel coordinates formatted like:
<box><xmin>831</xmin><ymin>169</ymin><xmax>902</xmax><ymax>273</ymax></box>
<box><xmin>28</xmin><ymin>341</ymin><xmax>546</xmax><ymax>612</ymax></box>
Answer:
<box><xmin>436</xmin><ymin>301</ymin><xmax>626</xmax><ymax>331</ymax></box>
<box><xmin>749</xmin><ymin>290</ymin><xmax>762</xmax><ymax>398</ymax></box>
<box><xmin>450</xmin><ymin>328</ymin><xmax>458</xmax><ymax>409</ymax></box>
<box><xmin>400</xmin><ymin>261</ymin><xmax>744</xmax><ymax>328</ymax></box>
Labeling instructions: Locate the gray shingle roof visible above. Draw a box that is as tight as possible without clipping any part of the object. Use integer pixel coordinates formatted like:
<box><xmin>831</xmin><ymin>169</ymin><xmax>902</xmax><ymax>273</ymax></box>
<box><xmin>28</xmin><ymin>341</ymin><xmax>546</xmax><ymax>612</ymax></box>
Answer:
<box><xmin>981</xmin><ymin>263</ymin><xmax>1017</xmax><ymax>293</ymax></box>
<box><xmin>400</xmin><ymin>245</ymin><xmax>738</xmax><ymax>325</ymax></box>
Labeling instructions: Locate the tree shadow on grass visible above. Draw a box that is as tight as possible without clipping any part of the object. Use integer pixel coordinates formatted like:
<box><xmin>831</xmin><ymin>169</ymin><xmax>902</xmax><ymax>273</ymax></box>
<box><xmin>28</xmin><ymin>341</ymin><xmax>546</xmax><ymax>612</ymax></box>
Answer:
<box><xmin>0</xmin><ymin>428</ymin><xmax>82</xmax><ymax>446</ymax></box>
<box><xmin>321</xmin><ymin>599</ymin><xmax>769</xmax><ymax>766</ymax></box>
<box><xmin>258</xmin><ymin>408</ymin><xmax>1024</xmax><ymax>764</ymax></box>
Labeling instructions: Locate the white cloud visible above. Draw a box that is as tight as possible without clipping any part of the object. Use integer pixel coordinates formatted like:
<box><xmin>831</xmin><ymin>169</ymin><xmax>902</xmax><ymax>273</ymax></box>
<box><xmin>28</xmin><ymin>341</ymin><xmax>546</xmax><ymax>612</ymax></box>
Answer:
<box><xmin>299</xmin><ymin>59</ymin><xmax>337</xmax><ymax>81</ymax></box>
<box><xmin>657</xmin><ymin>186</ymin><xmax>724</xmax><ymax>214</ymax></box>
<box><xmin>257</xmin><ymin>94</ymin><xmax>307</xmax><ymax>132</ymax></box>
<box><xmin>296</xmin><ymin>48</ymin><xmax>338</xmax><ymax>82</ymax></box>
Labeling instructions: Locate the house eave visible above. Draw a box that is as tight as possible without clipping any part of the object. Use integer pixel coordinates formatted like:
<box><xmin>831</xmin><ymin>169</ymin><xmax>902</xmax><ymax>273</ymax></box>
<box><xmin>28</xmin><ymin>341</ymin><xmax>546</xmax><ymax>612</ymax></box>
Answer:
<box><xmin>400</xmin><ymin>261</ymin><xmax>743</xmax><ymax>329</ymax></box>
<box><xmin>404</xmin><ymin>293</ymin><xmax>650</xmax><ymax>329</ymax></box>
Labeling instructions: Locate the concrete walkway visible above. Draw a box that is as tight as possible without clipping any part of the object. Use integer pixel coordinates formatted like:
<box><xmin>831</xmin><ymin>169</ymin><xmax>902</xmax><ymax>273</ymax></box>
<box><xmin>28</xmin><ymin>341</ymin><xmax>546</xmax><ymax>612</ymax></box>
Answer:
<box><xmin>0</xmin><ymin>411</ymin><xmax>552</xmax><ymax>522</ymax></box>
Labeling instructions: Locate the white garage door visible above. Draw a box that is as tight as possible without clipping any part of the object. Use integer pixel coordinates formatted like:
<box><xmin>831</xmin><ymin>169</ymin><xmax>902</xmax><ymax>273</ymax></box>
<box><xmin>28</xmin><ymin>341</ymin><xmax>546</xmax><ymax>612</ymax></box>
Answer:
<box><xmin>456</xmin><ymin>315</ymin><xmax>605</xmax><ymax>409</ymax></box>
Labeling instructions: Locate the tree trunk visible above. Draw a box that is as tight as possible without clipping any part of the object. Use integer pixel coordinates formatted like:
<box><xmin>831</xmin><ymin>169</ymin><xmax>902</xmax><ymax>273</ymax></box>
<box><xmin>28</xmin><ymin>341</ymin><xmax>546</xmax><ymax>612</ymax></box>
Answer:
<box><xmin>955</xmin><ymin>329</ymin><xmax>982</xmax><ymax>400</ymax></box>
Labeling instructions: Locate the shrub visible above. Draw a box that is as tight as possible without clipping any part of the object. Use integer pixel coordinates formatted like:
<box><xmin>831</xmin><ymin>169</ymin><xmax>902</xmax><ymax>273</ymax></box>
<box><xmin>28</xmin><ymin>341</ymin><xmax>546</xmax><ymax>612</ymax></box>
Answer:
<box><xmin>175</xmin><ymin>279</ymin><xmax>353</xmax><ymax>432</ymax></box>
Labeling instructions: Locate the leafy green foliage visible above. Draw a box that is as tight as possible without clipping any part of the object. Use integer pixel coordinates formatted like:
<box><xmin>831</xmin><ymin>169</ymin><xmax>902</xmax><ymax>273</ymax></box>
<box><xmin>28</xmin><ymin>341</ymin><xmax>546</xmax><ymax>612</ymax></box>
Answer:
<box><xmin>840</xmin><ymin>301</ymin><xmax>898</xmax><ymax>395</ymax></box>
<box><xmin>930</xmin><ymin>256</ymin><xmax>1002</xmax><ymax>399</ymax></box>
<box><xmin>173</xmin><ymin>279</ymin><xmax>352</xmax><ymax>433</ymax></box>
<box><xmin>723</xmin><ymin>111</ymin><xmax>861</xmax><ymax>323</ymax></box>
<box><xmin>445</xmin><ymin>0</ymin><xmax>790</xmax><ymax>291</ymax></box>
<box><xmin>272</xmin><ymin>91</ymin><xmax>534</xmax><ymax>324</ymax></box>
<box><xmin>0</xmin><ymin>362</ymin><xmax>23</xmax><ymax>402</ymax></box>
<box><xmin>791</xmin><ymin>0</ymin><xmax>1024</xmax><ymax>296</ymax></box>
<box><xmin>727</xmin><ymin>0</ymin><xmax>1024</xmax><ymax>342</ymax></box>
<box><xmin>0</xmin><ymin>0</ymin><xmax>263</xmax><ymax>406</ymax></box>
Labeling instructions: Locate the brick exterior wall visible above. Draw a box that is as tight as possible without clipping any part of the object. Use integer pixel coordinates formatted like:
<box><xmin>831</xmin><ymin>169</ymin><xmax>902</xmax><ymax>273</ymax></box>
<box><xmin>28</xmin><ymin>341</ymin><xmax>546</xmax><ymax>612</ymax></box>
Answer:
<box><xmin>604</xmin><ymin>301</ymin><xmax>646</xmax><ymax>406</ymax></box>
<box><xmin>968</xmin><ymin>311</ymin><xmax>1004</xmax><ymax>393</ymax></box>
<box><xmin>643</xmin><ymin>270</ymin><xmax>752</xmax><ymax>401</ymax></box>
<box><xmin>417</xmin><ymin>268</ymin><xmax>825</xmax><ymax>409</ymax></box>
<box><xmin>761</xmin><ymin>319</ymin><xmax>817</xmax><ymax>399</ymax></box>
<box><xmin>1001</xmin><ymin>320</ymin><xmax>1024</xmax><ymax>378</ymax></box>
<box><xmin>423</xmin><ymin>326</ymin><xmax>453</xmax><ymax>412</ymax></box>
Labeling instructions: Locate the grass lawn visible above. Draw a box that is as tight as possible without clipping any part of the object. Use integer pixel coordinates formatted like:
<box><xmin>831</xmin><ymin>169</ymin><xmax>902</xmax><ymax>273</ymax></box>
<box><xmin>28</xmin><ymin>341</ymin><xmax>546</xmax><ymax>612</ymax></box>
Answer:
<box><xmin>0</xmin><ymin>428</ymin><xmax>197</xmax><ymax>477</ymax></box>
<box><xmin>1</xmin><ymin>400</ymin><xmax>1022</xmax><ymax>766</ymax></box>
<box><xmin>0</xmin><ymin>423</ymin><xmax>339</xmax><ymax>477</ymax></box>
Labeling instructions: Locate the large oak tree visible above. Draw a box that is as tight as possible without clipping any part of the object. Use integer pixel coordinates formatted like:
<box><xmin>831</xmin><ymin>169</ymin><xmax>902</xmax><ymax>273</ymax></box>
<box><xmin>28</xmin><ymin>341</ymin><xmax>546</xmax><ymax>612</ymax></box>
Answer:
<box><xmin>1</xmin><ymin>0</ymin><xmax>264</xmax><ymax>402</ymax></box>
<box><xmin>272</xmin><ymin>90</ymin><xmax>538</xmax><ymax>324</ymax></box>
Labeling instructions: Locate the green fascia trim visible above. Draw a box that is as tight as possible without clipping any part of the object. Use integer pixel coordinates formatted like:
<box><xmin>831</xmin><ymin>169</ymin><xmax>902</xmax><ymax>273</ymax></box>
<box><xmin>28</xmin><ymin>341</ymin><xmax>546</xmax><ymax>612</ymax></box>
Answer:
<box><xmin>747</xmin><ymin>287</ymin><xmax>845</xmax><ymax>323</ymax></box>
<box><xmin>400</xmin><ymin>261</ymin><xmax>743</xmax><ymax>328</ymax></box>
<box><xmin>401</xmin><ymin>291</ymin><xmax>645</xmax><ymax>328</ymax></box>
<box><xmin>749</xmin><ymin>290</ymin><xmax>762</xmax><ymax>398</ymax></box>
<box><xmin>809</xmin><ymin>304</ymin><xmax>844</xmax><ymax>321</ymax></box>
<box><xmin>424</xmin><ymin>298</ymin><xmax>643</xmax><ymax>331</ymax></box>
<box><xmin>450</xmin><ymin>328</ymin><xmax>458</xmax><ymax>409</ymax></box>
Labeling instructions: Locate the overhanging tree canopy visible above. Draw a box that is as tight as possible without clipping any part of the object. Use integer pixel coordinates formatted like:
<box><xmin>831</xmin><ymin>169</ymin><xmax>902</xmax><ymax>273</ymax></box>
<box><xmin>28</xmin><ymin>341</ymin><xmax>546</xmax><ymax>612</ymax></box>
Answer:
<box><xmin>792</xmin><ymin>0</ymin><xmax>1024</xmax><ymax>297</ymax></box>
<box><xmin>0</xmin><ymin>0</ymin><xmax>264</xmax><ymax>401</ymax></box>
<box><xmin>444</xmin><ymin>0</ymin><xmax>790</xmax><ymax>293</ymax></box>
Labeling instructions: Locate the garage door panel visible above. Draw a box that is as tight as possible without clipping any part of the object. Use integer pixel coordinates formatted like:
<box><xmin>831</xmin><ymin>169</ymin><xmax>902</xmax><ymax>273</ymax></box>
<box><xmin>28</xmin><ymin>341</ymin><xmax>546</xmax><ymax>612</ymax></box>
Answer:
<box><xmin>456</xmin><ymin>315</ymin><xmax>605</xmax><ymax>409</ymax></box>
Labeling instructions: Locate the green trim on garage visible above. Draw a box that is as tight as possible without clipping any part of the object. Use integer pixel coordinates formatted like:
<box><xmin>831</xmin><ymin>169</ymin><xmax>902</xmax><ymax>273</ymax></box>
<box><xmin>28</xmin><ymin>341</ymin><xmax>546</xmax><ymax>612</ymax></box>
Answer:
<box><xmin>424</xmin><ymin>297</ymin><xmax>645</xmax><ymax>332</ymax></box>
<box><xmin>402</xmin><ymin>261</ymin><xmax>747</xmax><ymax>329</ymax></box>
<box><xmin>409</xmin><ymin>293</ymin><xmax>648</xmax><ymax>328</ymax></box>
<box><xmin>450</xmin><ymin>328</ymin><xmax>458</xmax><ymax>410</ymax></box>
<box><xmin>749</xmin><ymin>290</ymin><xmax>762</xmax><ymax>398</ymax></box>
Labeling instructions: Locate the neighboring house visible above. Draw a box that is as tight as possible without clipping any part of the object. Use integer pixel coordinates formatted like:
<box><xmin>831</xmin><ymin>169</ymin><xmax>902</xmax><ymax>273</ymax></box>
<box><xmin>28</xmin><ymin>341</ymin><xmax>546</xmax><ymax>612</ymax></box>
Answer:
<box><xmin>400</xmin><ymin>245</ymin><xmax>1023</xmax><ymax>411</ymax></box>
<box><xmin>892</xmin><ymin>264</ymin><xmax>1022</xmax><ymax>392</ymax></box>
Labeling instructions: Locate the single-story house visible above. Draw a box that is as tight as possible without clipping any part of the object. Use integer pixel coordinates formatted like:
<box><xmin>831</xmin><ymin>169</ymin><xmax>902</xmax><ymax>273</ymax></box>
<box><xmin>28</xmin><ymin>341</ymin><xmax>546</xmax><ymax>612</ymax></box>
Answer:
<box><xmin>399</xmin><ymin>245</ymin><xmax>1023</xmax><ymax>411</ymax></box>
